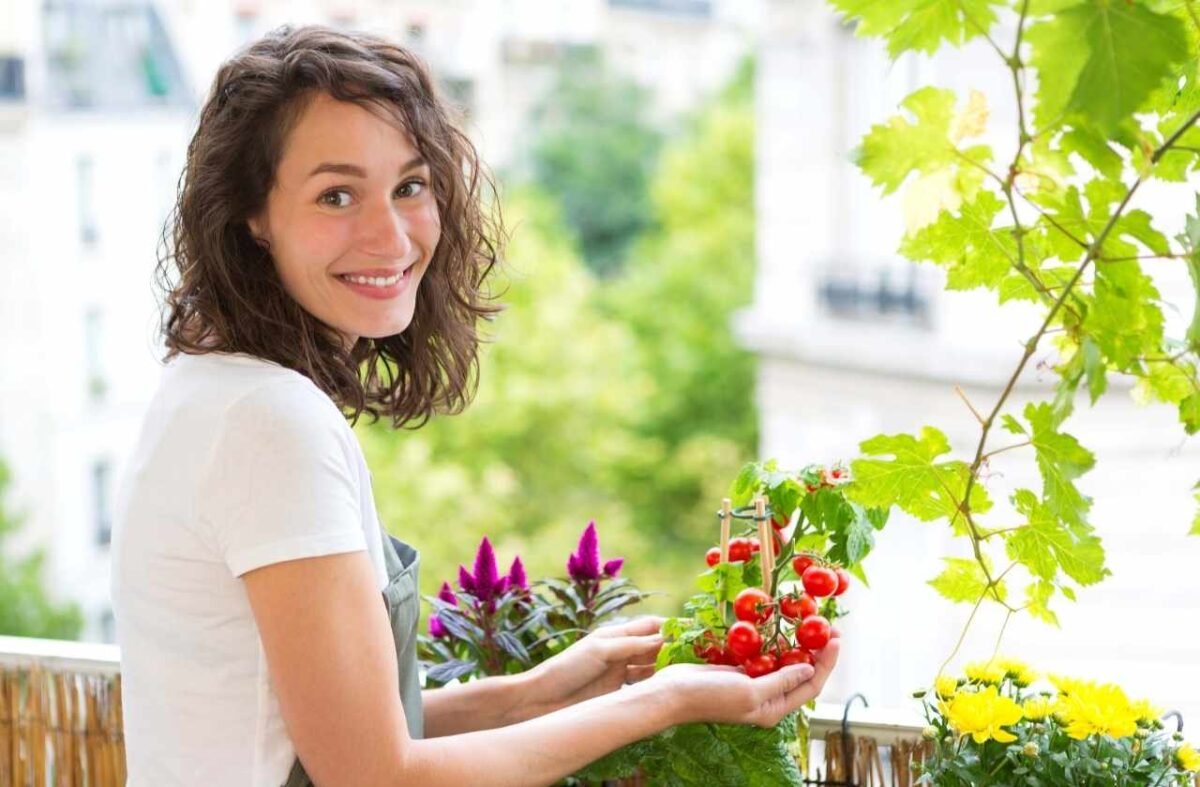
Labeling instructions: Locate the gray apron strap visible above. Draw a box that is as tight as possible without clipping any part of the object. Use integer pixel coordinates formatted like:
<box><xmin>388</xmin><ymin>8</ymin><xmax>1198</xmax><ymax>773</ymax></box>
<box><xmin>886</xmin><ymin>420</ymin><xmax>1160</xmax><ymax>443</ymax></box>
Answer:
<box><xmin>280</xmin><ymin>527</ymin><xmax>424</xmax><ymax>787</ymax></box>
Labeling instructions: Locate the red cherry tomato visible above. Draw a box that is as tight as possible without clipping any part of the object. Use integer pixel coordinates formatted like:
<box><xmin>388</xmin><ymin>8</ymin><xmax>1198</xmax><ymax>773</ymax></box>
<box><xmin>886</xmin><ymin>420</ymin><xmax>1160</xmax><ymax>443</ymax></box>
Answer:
<box><xmin>733</xmin><ymin>588</ymin><xmax>773</xmax><ymax>624</ymax></box>
<box><xmin>771</xmin><ymin>515</ymin><xmax>789</xmax><ymax>530</ymax></box>
<box><xmin>728</xmin><ymin>537</ymin><xmax>752</xmax><ymax>563</ymax></box>
<box><xmin>742</xmin><ymin>652</ymin><xmax>779</xmax><ymax>678</ymax></box>
<box><xmin>705</xmin><ymin>547</ymin><xmax>722</xmax><ymax>567</ymax></box>
<box><xmin>748</xmin><ymin>535</ymin><xmax>782</xmax><ymax>556</ymax></box>
<box><xmin>833</xmin><ymin>567</ymin><xmax>851</xmax><ymax>596</ymax></box>
<box><xmin>802</xmin><ymin>566</ymin><xmax>839</xmax><ymax>598</ymax></box>
<box><xmin>779</xmin><ymin>648</ymin><xmax>815</xmax><ymax>667</ymax></box>
<box><xmin>778</xmin><ymin>593</ymin><xmax>818</xmax><ymax>621</ymax></box>
<box><xmin>797</xmin><ymin>615</ymin><xmax>832</xmax><ymax>651</ymax></box>
<box><xmin>791</xmin><ymin>554</ymin><xmax>814</xmax><ymax>577</ymax></box>
<box><xmin>726</xmin><ymin>621</ymin><xmax>762</xmax><ymax>661</ymax></box>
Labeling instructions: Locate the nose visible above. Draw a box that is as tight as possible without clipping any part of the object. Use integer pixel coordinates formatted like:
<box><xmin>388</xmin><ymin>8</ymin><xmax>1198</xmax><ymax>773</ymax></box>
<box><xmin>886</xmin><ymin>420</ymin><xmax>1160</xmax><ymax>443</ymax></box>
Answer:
<box><xmin>359</xmin><ymin>197</ymin><xmax>414</xmax><ymax>261</ymax></box>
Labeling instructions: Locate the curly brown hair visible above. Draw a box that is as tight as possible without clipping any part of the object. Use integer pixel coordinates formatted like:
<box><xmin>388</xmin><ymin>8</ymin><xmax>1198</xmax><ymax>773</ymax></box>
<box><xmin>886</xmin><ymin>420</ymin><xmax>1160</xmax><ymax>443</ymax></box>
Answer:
<box><xmin>155</xmin><ymin>24</ymin><xmax>503</xmax><ymax>427</ymax></box>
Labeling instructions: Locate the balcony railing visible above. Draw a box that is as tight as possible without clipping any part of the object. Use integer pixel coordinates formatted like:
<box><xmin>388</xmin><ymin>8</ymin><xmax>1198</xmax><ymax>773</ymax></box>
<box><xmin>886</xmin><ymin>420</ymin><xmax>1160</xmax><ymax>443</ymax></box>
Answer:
<box><xmin>0</xmin><ymin>635</ymin><xmax>936</xmax><ymax>786</ymax></box>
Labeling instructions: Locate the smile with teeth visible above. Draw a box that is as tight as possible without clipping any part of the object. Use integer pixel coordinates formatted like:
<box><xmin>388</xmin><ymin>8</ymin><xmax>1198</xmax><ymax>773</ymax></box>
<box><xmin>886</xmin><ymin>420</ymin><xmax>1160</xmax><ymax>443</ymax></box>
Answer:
<box><xmin>338</xmin><ymin>270</ymin><xmax>406</xmax><ymax>287</ymax></box>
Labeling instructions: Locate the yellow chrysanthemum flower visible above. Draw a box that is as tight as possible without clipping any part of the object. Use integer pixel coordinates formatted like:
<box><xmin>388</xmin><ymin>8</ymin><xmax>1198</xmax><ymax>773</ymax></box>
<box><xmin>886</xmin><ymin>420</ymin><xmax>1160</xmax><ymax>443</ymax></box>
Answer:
<box><xmin>1056</xmin><ymin>680</ymin><xmax>1139</xmax><ymax>740</ymax></box>
<box><xmin>1129</xmin><ymin>698</ymin><xmax>1162</xmax><ymax>726</ymax></box>
<box><xmin>944</xmin><ymin>685</ymin><xmax>1023</xmax><ymax>744</ymax></box>
<box><xmin>1022</xmin><ymin>697</ymin><xmax>1055</xmax><ymax>721</ymax></box>
<box><xmin>1049</xmin><ymin>674</ymin><xmax>1085</xmax><ymax>697</ymax></box>
<box><xmin>964</xmin><ymin>660</ymin><xmax>1008</xmax><ymax>685</ymax></box>
<box><xmin>996</xmin><ymin>657</ymin><xmax>1038</xmax><ymax>687</ymax></box>
<box><xmin>1177</xmin><ymin>743</ymin><xmax>1200</xmax><ymax>772</ymax></box>
<box><xmin>935</xmin><ymin>675</ymin><xmax>959</xmax><ymax>699</ymax></box>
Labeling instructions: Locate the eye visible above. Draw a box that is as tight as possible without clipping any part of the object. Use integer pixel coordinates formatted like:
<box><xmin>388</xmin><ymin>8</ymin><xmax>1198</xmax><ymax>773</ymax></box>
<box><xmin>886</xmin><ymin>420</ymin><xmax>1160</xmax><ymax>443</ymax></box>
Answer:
<box><xmin>318</xmin><ymin>188</ymin><xmax>353</xmax><ymax>208</ymax></box>
<box><xmin>395</xmin><ymin>179</ymin><xmax>427</xmax><ymax>199</ymax></box>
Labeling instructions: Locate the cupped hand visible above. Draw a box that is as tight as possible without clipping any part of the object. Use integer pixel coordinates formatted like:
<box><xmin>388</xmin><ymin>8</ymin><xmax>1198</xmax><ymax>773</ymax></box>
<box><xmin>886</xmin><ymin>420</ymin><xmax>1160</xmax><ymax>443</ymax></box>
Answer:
<box><xmin>652</xmin><ymin>635</ymin><xmax>840</xmax><ymax>728</ymax></box>
<box><xmin>525</xmin><ymin>616</ymin><xmax>666</xmax><ymax>715</ymax></box>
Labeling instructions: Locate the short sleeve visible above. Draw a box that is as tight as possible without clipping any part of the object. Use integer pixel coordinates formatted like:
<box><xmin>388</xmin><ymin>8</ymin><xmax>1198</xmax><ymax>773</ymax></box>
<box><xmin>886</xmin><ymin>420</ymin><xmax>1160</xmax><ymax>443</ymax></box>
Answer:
<box><xmin>197</xmin><ymin>380</ymin><xmax>368</xmax><ymax>578</ymax></box>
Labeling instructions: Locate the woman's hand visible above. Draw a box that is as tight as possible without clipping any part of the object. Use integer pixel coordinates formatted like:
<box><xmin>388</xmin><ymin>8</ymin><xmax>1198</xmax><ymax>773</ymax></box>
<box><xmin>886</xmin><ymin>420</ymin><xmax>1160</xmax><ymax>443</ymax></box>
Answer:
<box><xmin>521</xmin><ymin>616</ymin><xmax>666</xmax><ymax>718</ymax></box>
<box><xmin>652</xmin><ymin>634</ymin><xmax>840</xmax><ymax>728</ymax></box>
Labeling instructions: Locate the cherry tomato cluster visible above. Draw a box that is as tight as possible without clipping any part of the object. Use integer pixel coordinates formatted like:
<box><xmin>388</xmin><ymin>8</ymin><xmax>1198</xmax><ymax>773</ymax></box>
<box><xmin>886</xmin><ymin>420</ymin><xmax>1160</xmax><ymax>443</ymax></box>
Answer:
<box><xmin>693</xmin><ymin>552</ymin><xmax>851</xmax><ymax>678</ymax></box>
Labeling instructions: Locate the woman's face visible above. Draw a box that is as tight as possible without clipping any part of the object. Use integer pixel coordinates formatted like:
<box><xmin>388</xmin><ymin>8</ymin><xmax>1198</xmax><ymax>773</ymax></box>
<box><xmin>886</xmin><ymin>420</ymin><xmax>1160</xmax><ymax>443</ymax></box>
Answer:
<box><xmin>248</xmin><ymin>92</ymin><xmax>441</xmax><ymax>348</ymax></box>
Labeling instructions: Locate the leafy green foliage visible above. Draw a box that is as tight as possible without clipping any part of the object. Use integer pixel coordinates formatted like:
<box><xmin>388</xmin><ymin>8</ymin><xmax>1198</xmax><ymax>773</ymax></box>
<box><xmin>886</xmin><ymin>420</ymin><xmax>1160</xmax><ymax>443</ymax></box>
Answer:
<box><xmin>828</xmin><ymin>0</ymin><xmax>1007</xmax><ymax>58</ymax></box>
<box><xmin>525</xmin><ymin>47</ymin><xmax>664</xmax><ymax>277</ymax></box>
<box><xmin>833</xmin><ymin>0</ymin><xmax>1200</xmax><ymax>647</ymax></box>
<box><xmin>0</xmin><ymin>460</ymin><xmax>84</xmax><ymax>639</ymax></box>
<box><xmin>577</xmin><ymin>713</ymin><xmax>804</xmax><ymax>787</ymax></box>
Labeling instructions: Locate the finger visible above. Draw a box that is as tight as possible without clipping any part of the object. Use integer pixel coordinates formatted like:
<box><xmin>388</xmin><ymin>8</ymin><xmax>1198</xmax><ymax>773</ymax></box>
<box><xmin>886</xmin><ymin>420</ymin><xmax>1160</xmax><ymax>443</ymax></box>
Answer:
<box><xmin>750</xmin><ymin>663</ymin><xmax>816</xmax><ymax>705</ymax></box>
<box><xmin>625</xmin><ymin>664</ymin><xmax>657</xmax><ymax>683</ymax></box>
<box><xmin>597</xmin><ymin>632</ymin><xmax>664</xmax><ymax>663</ymax></box>
<box><xmin>793</xmin><ymin>639</ymin><xmax>840</xmax><ymax>703</ymax></box>
<box><xmin>598</xmin><ymin>615</ymin><xmax>665</xmax><ymax>638</ymax></box>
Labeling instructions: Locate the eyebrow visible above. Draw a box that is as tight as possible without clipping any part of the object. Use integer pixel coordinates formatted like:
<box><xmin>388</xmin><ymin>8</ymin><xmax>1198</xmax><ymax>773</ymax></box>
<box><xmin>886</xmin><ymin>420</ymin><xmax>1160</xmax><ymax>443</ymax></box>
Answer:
<box><xmin>306</xmin><ymin>155</ymin><xmax>427</xmax><ymax>180</ymax></box>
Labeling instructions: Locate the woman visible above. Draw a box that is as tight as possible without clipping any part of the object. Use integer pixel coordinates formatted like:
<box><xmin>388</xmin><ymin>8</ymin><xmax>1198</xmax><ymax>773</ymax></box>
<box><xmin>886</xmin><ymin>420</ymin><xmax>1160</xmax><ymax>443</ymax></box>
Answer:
<box><xmin>111</xmin><ymin>25</ymin><xmax>839</xmax><ymax>787</ymax></box>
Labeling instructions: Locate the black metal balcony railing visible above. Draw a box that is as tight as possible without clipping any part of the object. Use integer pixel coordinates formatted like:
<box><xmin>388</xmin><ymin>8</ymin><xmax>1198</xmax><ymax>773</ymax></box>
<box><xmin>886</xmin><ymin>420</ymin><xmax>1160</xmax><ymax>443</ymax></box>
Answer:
<box><xmin>816</xmin><ymin>261</ymin><xmax>935</xmax><ymax>328</ymax></box>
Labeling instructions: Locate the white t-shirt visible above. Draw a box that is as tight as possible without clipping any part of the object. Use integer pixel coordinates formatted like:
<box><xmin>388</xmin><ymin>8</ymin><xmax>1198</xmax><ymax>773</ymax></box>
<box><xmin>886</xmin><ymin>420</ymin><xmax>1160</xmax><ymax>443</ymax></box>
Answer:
<box><xmin>111</xmin><ymin>351</ymin><xmax>389</xmax><ymax>787</ymax></box>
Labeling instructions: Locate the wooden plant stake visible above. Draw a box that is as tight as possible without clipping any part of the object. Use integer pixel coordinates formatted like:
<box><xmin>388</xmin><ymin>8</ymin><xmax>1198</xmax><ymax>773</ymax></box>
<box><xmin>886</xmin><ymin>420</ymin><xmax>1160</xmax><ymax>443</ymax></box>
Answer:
<box><xmin>719</xmin><ymin>498</ymin><xmax>732</xmax><ymax>619</ymax></box>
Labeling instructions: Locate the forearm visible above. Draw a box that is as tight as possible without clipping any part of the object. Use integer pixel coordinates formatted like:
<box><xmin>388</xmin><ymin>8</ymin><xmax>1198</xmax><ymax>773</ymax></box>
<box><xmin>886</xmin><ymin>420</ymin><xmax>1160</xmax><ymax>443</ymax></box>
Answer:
<box><xmin>422</xmin><ymin>671</ymin><xmax>539</xmax><ymax>737</ymax></box>
<box><xmin>403</xmin><ymin>680</ymin><xmax>679</xmax><ymax>787</ymax></box>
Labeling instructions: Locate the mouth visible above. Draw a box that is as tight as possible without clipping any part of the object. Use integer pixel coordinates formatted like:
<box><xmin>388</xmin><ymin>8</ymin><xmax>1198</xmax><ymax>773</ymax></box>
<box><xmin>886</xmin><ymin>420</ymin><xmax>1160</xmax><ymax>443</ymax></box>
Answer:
<box><xmin>334</xmin><ymin>265</ymin><xmax>415</xmax><ymax>299</ymax></box>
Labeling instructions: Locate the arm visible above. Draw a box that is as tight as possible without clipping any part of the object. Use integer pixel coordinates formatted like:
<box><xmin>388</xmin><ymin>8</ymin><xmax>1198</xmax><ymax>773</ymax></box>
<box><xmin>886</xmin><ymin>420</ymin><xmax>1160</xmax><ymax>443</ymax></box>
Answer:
<box><xmin>421</xmin><ymin>672</ymin><xmax>532</xmax><ymax>737</ymax></box>
<box><xmin>244</xmin><ymin>550</ymin><xmax>835</xmax><ymax>787</ymax></box>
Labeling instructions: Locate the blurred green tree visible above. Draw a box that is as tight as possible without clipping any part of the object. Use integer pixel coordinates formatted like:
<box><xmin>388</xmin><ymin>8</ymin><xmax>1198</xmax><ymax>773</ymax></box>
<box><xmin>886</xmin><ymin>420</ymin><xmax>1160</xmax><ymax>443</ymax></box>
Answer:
<box><xmin>525</xmin><ymin>47</ymin><xmax>664</xmax><ymax>277</ymax></box>
<box><xmin>0</xmin><ymin>459</ymin><xmax>85</xmax><ymax>639</ymax></box>
<box><xmin>361</xmin><ymin>58</ymin><xmax>759</xmax><ymax>615</ymax></box>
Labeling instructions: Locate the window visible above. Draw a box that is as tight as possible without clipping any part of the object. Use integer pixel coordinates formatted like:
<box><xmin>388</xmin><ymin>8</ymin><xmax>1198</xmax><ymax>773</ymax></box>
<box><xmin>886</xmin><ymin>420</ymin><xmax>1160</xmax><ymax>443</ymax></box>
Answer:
<box><xmin>77</xmin><ymin>155</ymin><xmax>97</xmax><ymax>245</ymax></box>
<box><xmin>92</xmin><ymin>459</ymin><xmax>113</xmax><ymax>546</ymax></box>
<box><xmin>99</xmin><ymin>606</ymin><xmax>116</xmax><ymax>643</ymax></box>
<box><xmin>816</xmin><ymin>260</ymin><xmax>934</xmax><ymax>327</ymax></box>
<box><xmin>84</xmin><ymin>307</ymin><xmax>106</xmax><ymax>401</ymax></box>
<box><xmin>0</xmin><ymin>56</ymin><xmax>24</xmax><ymax>100</ymax></box>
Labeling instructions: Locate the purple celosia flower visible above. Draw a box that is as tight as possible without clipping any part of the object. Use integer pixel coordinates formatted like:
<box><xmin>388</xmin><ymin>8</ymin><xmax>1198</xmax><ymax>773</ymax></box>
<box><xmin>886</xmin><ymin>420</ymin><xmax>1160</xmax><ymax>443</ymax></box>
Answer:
<box><xmin>509</xmin><ymin>556</ymin><xmax>528</xmax><ymax>591</ymax></box>
<box><xmin>567</xmin><ymin>521</ymin><xmax>623</xmax><ymax>582</ymax></box>
<box><xmin>437</xmin><ymin>581</ymin><xmax>457</xmax><ymax>605</ymax></box>
<box><xmin>429</xmin><ymin>615</ymin><xmax>448</xmax><ymax>638</ymax></box>
<box><xmin>457</xmin><ymin>537</ymin><xmax>515</xmax><ymax>607</ymax></box>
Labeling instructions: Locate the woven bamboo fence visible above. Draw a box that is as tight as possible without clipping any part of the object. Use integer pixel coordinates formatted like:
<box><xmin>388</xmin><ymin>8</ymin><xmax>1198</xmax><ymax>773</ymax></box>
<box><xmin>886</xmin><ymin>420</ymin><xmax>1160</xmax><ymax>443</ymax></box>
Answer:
<box><xmin>0</xmin><ymin>665</ymin><xmax>125</xmax><ymax>787</ymax></box>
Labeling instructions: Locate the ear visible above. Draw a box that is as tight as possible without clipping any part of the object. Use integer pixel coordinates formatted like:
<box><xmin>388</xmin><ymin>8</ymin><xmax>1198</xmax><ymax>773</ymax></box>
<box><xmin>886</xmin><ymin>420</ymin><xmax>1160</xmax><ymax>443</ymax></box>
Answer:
<box><xmin>247</xmin><ymin>214</ymin><xmax>271</xmax><ymax>250</ymax></box>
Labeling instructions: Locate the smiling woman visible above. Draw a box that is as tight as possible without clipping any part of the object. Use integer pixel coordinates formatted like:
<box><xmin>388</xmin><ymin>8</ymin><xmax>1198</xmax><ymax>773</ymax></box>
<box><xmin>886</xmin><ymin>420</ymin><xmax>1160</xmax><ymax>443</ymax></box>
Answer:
<box><xmin>111</xmin><ymin>23</ymin><xmax>839</xmax><ymax>787</ymax></box>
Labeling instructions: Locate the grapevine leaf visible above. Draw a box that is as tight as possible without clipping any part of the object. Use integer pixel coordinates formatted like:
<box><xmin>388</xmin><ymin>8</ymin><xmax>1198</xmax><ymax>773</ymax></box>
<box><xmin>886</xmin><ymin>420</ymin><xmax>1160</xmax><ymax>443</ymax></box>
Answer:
<box><xmin>899</xmin><ymin>190</ymin><xmax>1015</xmax><ymax>290</ymax></box>
<box><xmin>1007</xmin><ymin>488</ymin><xmax>1108</xmax><ymax>586</ymax></box>
<box><xmin>829</xmin><ymin>0</ymin><xmax>1007</xmax><ymax>58</ymax></box>
<box><xmin>1083</xmin><ymin>259</ymin><xmax>1165</xmax><ymax>369</ymax></box>
<box><xmin>928</xmin><ymin>557</ymin><xmax>1002</xmax><ymax>603</ymax></box>
<box><xmin>1182</xmin><ymin>393</ymin><xmax>1200</xmax><ymax>435</ymax></box>
<box><xmin>1024</xmin><ymin>580</ymin><xmax>1060</xmax><ymax>627</ymax></box>
<box><xmin>854</xmin><ymin>87</ymin><xmax>956</xmax><ymax>194</ymax></box>
<box><xmin>1192</xmin><ymin>482</ymin><xmax>1200</xmax><ymax>536</ymax></box>
<box><xmin>1029</xmin><ymin>1</ymin><xmax>1188</xmax><ymax>134</ymax></box>
<box><xmin>850</xmin><ymin>426</ymin><xmax>992</xmax><ymax>530</ymax></box>
<box><xmin>1022</xmin><ymin>402</ymin><xmax>1095</xmax><ymax>530</ymax></box>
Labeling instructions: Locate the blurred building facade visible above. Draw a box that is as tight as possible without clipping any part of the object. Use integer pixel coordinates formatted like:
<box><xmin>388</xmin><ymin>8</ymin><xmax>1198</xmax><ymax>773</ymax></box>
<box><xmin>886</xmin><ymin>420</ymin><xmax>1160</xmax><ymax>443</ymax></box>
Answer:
<box><xmin>0</xmin><ymin>0</ymin><xmax>760</xmax><ymax>642</ymax></box>
<box><xmin>744</xmin><ymin>0</ymin><xmax>1200</xmax><ymax>725</ymax></box>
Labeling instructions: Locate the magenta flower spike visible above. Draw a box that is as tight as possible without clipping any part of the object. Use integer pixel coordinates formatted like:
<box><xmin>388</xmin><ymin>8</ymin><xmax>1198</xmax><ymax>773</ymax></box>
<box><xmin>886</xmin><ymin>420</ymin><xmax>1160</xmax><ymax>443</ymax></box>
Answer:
<box><xmin>603</xmin><ymin>558</ymin><xmax>624</xmax><ymax>578</ymax></box>
<box><xmin>509</xmin><ymin>556</ymin><xmax>528</xmax><ymax>591</ymax></box>
<box><xmin>473</xmin><ymin>537</ymin><xmax>501</xmax><ymax>601</ymax></box>
<box><xmin>429</xmin><ymin>615</ymin><xmax>448</xmax><ymax>638</ymax></box>
<box><xmin>568</xmin><ymin>520</ymin><xmax>622</xmax><ymax>582</ymax></box>
<box><xmin>457</xmin><ymin>565</ymin><xmax>477</xmax><ymax>595</ymax></box>
<box><xmin>437</xmin><ymin>581</ymin><xmax>457</xmax><ymax>606</ymax></box>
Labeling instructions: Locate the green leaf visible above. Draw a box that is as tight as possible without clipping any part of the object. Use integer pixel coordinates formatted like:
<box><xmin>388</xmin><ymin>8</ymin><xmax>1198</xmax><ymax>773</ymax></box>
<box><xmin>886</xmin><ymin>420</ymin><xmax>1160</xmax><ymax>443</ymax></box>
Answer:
<box><xmin>1181</xmin><ymin>393</ymin><xmax>1200</xmax><ymax>435</ymax></box>
<box><xmin>1024</xmin><ymin>579</ymin><xmax>1061</xmax><ymax>626</ymax></box>
<box><xmin>928</xmin><ymin>557</ymin><xmax>1003</xmax><ymax>603</ymax></box>
<box><xmin>830</xmin><ymin>0</ymin><xmax>1007</xmax><ymax>58</ymax></box>
<box><xmin>828</xmin><ymin>505</ymin><xmax>877</xmax><ymax>567</ymax></box>
<box><xmin>1082</xmin><ymin>336</ymin><xmax>1108</xmax><ymax>404</ymax></box>
<box><xmin>900</xmin><ymin>190</ymin><xmax>1016</xmax><ymax>291</ymax></box>
<box><xmin>854</xmin><ymin>87</ymin><xmax>956</xmax><ymax>194</ymax></box>
<box><xmin>1007</xmin><ymin>488</ymin><xmax>1108</xmax><ymax>586</ymax></box>
<box><xmin>1022</xmin><ymin>402</ymin><xmax>1096</xmax><ymax>530</ymax></box>
<box><xmin>1083</xmin><ymin>259</ymin><xmax>1165</xmax><ymax>369</ymax></box>
<box><xmin>849</xmin><ymin>426</ymin><xmax>992</xmax><ymax>530</ymax></box>
<box><xmin>1191</xmin><ymin>482</ymin><xmax>1200</xmax><ymax>536</ymax></box>
<box><xmin>1029</xmin><ymin>1</ymin><xmax>1189</xmax><ymax>134</ymax></box>
<box><xmin>696</xmin><ymin>561</ymin><xmax>750</xmax><ymax>604</ymax></box>
<box><xmin>730</xmin><ymin>462</ymin><xmax>760</xmax><ymax>508</ymax></box>
<box><xmin>1060</xmin><ymin>127</ymin><xmax>1123</xmax><ymax>180</ymax></box>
